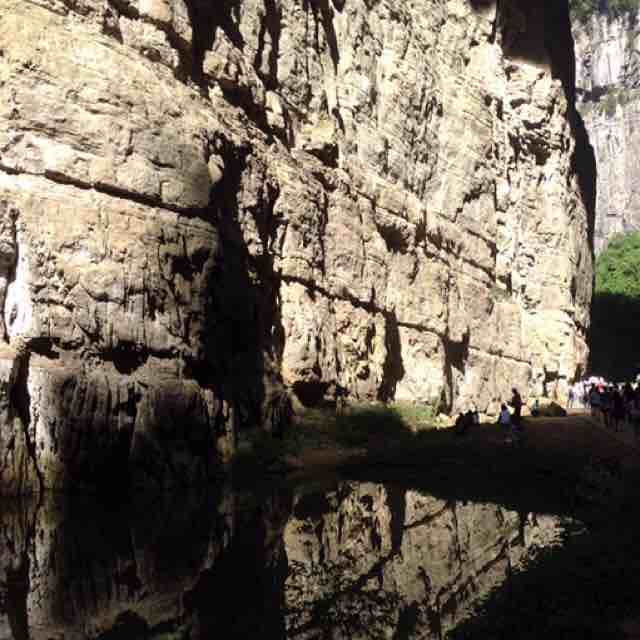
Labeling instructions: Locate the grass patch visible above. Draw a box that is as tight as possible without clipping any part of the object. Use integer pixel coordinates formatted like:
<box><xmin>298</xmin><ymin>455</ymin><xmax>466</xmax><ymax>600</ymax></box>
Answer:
<box><xmin>232</xmin><ymin>402</ymin><xmax>441</xmax><ymax>472</ymax></box>
<box><xmin>233</xmin><ymin>427</ymin><xmax>301</xmax><ymax>474</ymax></box>
<box><xmin>334</xmin><ymin>404</ymin><xmax>412</xmax><ymax>447</ymax></box>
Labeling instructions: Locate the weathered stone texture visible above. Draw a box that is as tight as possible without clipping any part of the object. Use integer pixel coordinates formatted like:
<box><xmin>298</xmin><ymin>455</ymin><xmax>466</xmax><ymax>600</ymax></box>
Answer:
<box><xmin>573</xmin><ymin>11</ymin><xmax>640</xmax><ymax>253</ymax></box>
<box><xmin>0</xmin><ymin>0</ymin><xmax>592</xmax><ymax>491</ymax></box>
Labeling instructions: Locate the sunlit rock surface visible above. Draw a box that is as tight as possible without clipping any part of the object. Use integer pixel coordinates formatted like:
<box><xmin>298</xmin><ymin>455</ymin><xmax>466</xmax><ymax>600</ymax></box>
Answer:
<box><xmin>573</xmin><ymin>11</ymin><xmax>640</xmax><ymax>253</ymax></box>
<box><xmin>0</xmin><ymin>0</ymin><xmax>593</xmax><ymax>491</ymax></box>
<box><xmin>0</xmin><ymin>483</ymin><xmax>570</xmax><ymax>639</ymax></box>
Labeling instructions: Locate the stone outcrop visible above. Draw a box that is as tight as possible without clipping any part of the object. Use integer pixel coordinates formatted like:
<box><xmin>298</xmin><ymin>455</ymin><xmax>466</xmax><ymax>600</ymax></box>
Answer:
<box><xmin>573</xmin><ymin>10</ymin><xmax>640</xmax><ymax>253</ymax></box>
<box><xmin>0</xmin><ymin>0</ymin><xmax>593</xmax><ymax>491</ymax></box>
<box><xmin>0</xmin><ymin>483</ymin><xmax>570</xmax><ymax>639</ymax></box>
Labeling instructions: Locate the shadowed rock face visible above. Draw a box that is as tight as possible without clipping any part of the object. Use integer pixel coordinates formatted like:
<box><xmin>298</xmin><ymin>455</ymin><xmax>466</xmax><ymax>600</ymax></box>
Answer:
<box><xmin>0</xmin><ymin>0</ymin><xmax>593</xmax><ymax>492</ymax></box>
<box><xmin>573</xmin><ymin>11</ymin><xmax>640</xmax><ymax>253</ymax></box>
<box><xmin>0</xmin><ymin>483</ymin><xmax>570</xmax><ymax>639</ymax></box>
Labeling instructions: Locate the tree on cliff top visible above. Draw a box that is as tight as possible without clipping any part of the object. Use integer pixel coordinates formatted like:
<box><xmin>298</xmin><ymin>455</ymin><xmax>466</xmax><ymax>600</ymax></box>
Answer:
<box><xmin>570</xmin><ymin>0</ymin><xmax>640</xmax><ymax>22</ymax></box>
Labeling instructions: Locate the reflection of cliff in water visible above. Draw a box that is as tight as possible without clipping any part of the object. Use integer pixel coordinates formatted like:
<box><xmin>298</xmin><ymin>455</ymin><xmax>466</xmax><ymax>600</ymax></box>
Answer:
<box><xmin>0</xmin><ymin>491</ymin><xmax>233</xmax><ymax>640</ymax></box>
<box><xmin>283</xmin><ymin>482</ymin><xmax>570</xmax><ymax>639</ymax></box>
<box><xmin>0</xmin><ymin>482</ymin><xmax>571</xmax><ymax>639</ymax></box>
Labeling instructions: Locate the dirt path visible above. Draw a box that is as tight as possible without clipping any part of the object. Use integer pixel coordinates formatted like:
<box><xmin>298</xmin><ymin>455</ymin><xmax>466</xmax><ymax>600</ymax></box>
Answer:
<box><xmin>520</xmin><ymin>410</ymin><xmax>640</xmax><ymax>470</ymax></box>
<box><xmin>287</xmin><ymin>410</ymin><xmax>640</xmax><ymax>482</ymax></box>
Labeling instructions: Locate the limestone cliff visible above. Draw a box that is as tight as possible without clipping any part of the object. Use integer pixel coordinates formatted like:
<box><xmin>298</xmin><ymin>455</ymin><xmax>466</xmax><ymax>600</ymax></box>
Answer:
<box><xmin>0</xmin><ymin>0</ymin><xmax>593</xmax><ymax>492</ymax></box>
<box><xmin>573</xmin><ymin>10</ymin><xmax>640</xmax><ymax>253</ymax></box>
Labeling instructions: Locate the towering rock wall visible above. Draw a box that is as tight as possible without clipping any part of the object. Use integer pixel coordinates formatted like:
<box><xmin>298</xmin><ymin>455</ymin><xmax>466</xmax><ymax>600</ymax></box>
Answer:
<box><xmin>573</xmin><ymin>9</ymin><xmax>640</xmax><ymax>253</ymax></box>
<box><xmin>0</xmin><ymin>0</ymin><xmax>593</xmax><ymax>492</ymax></box>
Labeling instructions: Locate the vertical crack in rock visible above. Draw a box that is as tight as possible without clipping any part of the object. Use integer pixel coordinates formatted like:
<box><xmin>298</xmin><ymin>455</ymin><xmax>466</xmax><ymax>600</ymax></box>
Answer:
<box><xmin>378</xmin><ymin>313</ymin><xmax>404</xmax><ymax>402</ymax></box>
<box><xmin>208</xmin><ymin>133</ymin><xmax>288</xmax><ymax>430</ymax></box>
<box><xmin>255</xmin><ymin>0</ymin><xmax>282</xmax><ymax>91</ymax></box>
<box><xmin>308</xmin><ymin>0</ymin><xmax>340</xmax><ymax>74</ymax></box>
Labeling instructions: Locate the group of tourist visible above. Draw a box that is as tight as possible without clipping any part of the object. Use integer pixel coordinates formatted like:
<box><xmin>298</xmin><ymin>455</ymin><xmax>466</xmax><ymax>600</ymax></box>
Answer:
<box><xmin>454</xmin><ymin>380</ymin><xmax>640</xmax><ymax>441</ymax></box>
<box><xmin>583</xmin><ymin>382</ymin><xmax>640</xmax><ymax>432</ymax></box>
<box><xmin>455</xmin><ymin>388</ymin><xmax>524</xmax><ymax>442</ymax></box>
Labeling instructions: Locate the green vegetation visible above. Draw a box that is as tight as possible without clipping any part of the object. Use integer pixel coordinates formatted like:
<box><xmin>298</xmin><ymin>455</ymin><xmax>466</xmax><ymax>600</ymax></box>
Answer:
<box><xmin>333</xmin><ymin>402</ymin><xmax>441</xmax><ymax>446</ymax></box>
<box><xmin>591</xmin><ymin>232</ymin><xmax>640</xmax><ymax>383</ymax></box>
<box><xmin>570</xmin><ymin>0</ymin><xmax>640</xmax><ymax>23</ymax></box>
<box><xmin>232</xmin><ymin>402</ymin><xmax>441</xmax><ymax>472</ymax></box>
<box><xmin>596</xmin><ymin>231</ymin><xmax>640</xmax><ymax>298</ymax></box>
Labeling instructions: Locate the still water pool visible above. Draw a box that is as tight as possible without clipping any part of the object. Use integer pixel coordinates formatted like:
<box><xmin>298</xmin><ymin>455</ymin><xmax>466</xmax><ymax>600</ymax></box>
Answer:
<box><xmin>0</xmin><ymin>479</ymin><xmax>572</xmax><ymax>639</ymax></box>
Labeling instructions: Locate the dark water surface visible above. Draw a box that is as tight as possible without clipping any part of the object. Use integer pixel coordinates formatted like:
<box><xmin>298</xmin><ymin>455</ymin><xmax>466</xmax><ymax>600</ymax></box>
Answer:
<box><xmin>0</xmin><ymin>480</ymin><xmax>573</xmax><ymax>639</ymax></box>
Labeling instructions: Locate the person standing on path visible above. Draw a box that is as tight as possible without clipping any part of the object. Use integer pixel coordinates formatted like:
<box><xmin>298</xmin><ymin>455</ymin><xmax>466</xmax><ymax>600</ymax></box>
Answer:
<box><xmin>510</xmin><ymin>388</ymin><xmax>523</xmax><ymax>428</ymax></box>
<box><xmin>589</xmin><ymin>386</ymin><xmax>601</xmax><ymax>420</ymax></box>
<box><xmin>499</xmin><ymin>403</ymin><xmax>511</xmax><ymax>429</ymax></box>
<box><xmin>612</xmin><ymin>389</ymin><xmax>626</xmax><ymax>432</ymax></box>
<box><xmin>568</xmin><ymin>386</ymin><xmax>575</xmax><ymax>409</ymax></box>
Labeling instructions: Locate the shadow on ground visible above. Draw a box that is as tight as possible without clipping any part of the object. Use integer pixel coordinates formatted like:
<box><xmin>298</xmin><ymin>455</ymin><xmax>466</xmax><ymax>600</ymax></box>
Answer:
<box><xmin>447</xmin><ymin>520</ymin><xmax>640</xmax><ymax>639</ymax></box>
<box><xmin>336</xmin><ymin>415</ymin><xmax>640</xmax><ymax>639</ymax></box>
<box><xmin>340</xmin><ymin>415</ymin><xmax>636</xmax><ymax>520</ymax></box>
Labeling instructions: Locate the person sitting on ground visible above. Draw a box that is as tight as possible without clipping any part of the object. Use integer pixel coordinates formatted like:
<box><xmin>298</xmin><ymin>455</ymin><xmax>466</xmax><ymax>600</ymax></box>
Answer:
<box><xmin>465</xmin><ymin>409</ymin><xmax>475</xmax><ymax>428</ymax></box>
<box><xmin>531</xmin><ymin>398</ymin><xmax>540</xmax><ymax>417</ymax></box>
<box><xmin>454</xmin><ymin>411</ymin><xmax>471</xmax><ymax>436</ymax></box>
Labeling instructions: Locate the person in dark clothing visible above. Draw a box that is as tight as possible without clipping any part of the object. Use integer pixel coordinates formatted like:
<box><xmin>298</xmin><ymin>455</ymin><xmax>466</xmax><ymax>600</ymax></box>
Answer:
<box><xmin>612</xmin><ymin>389</ymin><xmax>626</xmax><ymax>432</ymax></box>
<box><xmin>454</xmin><ymin>411</ymin><xmax>473</xmax><ymax>436</ymax></box>
<box><xmin>601</xmin><ymin>388</ymin><xmax>612</xmax><ymax>428</ymax></box>
<box><xmin>509</xmin><ymin>388</ymin><xmax>523</xmax><ymax>427</ymax></box>
<box><xmin>623</xmin><ymin>383</ymin><xmax>635</xmax><ymax>424</ymax></box>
